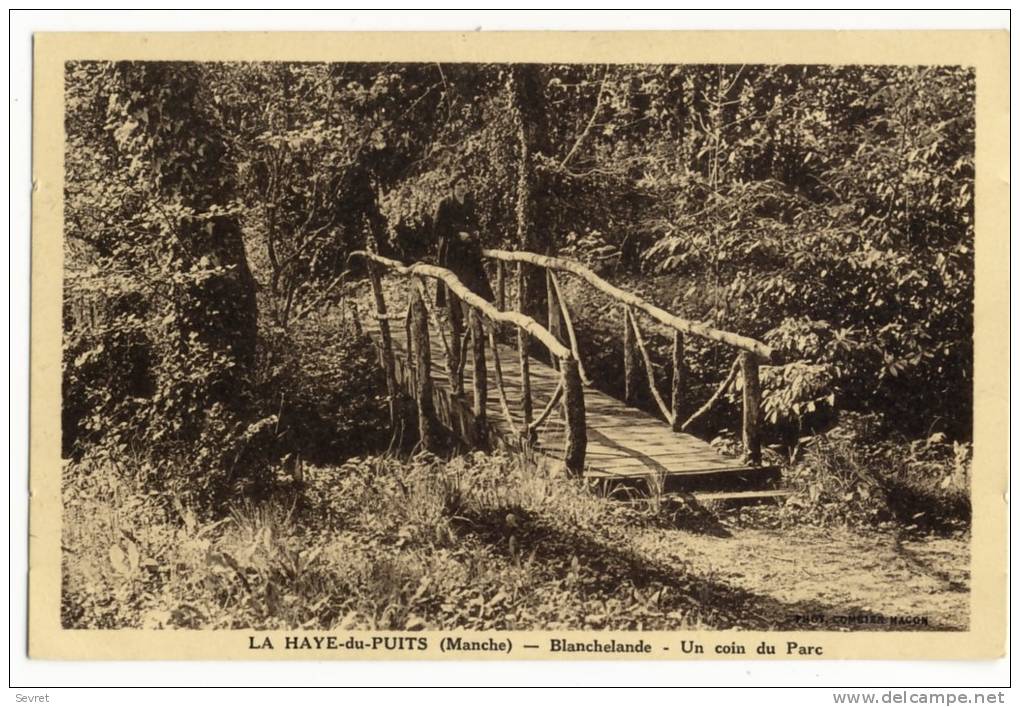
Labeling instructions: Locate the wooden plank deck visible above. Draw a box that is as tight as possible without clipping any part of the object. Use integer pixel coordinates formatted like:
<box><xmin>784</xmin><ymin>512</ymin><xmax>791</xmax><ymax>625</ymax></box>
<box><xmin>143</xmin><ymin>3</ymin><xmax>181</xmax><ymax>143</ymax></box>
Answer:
<box><xmin>364</xmin><ymin>317</ymin><xmax>772</xmax><ymax>485</ymax></box>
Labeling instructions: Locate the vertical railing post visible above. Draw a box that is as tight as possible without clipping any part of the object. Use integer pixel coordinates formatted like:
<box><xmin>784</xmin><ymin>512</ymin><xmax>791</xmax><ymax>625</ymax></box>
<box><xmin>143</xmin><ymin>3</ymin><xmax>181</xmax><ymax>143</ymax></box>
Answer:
<box><xmin>561</xmin><ymin>357</ymin><xmax>586</xmax><ymax>476</ymax></box>
<box><xmin>403</xmin><ymin>298</ymin><xmax>415</xmax><ymax>393</ymax></box>
<box><xmin>446</xmin><ymin>288</ymin><xmax>464</xmax><ymax>397</ymax></box>
<box><xmin>410</xmin><ymin>279</ymin><xmax>437</xmax><ymax>451</ymax></box>
<box><xmin>367</xmin><ymin>262</ymin><xmax>398</xmax><ymax>427</ymax></box>
<box><xmin>546</xmin><ymin>270</ymin><xmax>564</xmax><ymax>370</ymax></box>
<box><xmin>670</xmin><ymin>331</ymin><xmax>686</xmax><ymax>432</ymax></box>
<box><xmin>622</xmin><ymin>305</ymin><xmax>639</xmax><ymax>405</ymax></box>
<box><xmin>516</xmin><ymin>262</ymin><xmax>533</xmax><ymax>429</ymax></box>
<box><xmin>496</xmin><ymin>260</ymin><xmax>506</xmax><ymax>311</ymax></box>
<box><xmin>740</xmin><ymin>351</ymin><xmax>762</xmax><ymax>466</ymax></box>
<box><xmin>549</xmin><ymin>270</ymin><xmax>589</xmax><ymax>384</ymax></box>
<box><xmin>469</xmin><ymin>308</ymin><xmax>488</xmax><ymax>445</ymax></box>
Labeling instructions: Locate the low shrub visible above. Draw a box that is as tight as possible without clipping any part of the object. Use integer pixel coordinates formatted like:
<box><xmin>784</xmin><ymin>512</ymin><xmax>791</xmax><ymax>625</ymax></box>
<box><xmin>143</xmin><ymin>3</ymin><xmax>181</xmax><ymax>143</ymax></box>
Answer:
<box><xmin>62</xmin><ymin>293</ymin><xmax>391</xmax><ymax>515</ymax></box>
<box><xmin>62</xmin><ymin>291</ymin><xmax>279</xmax><ymax>512</ymax></box>
<box><xmin>256</xmin><ymin>311</ymin><xmax>391</xmax><ymax>465</ymax></box>
<box><xmin>781</xmin><ymin>413</ymin><xmax>970</xmax><ymax>532</ymax></box>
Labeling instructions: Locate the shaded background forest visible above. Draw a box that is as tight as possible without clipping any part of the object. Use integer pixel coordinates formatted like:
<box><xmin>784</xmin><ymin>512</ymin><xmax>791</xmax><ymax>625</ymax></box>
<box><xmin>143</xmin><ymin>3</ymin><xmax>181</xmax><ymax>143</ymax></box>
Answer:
<box><xmin>63</xmin><ymin>61</ymin><xmax>974</xmax><ymax>512</ymax></box>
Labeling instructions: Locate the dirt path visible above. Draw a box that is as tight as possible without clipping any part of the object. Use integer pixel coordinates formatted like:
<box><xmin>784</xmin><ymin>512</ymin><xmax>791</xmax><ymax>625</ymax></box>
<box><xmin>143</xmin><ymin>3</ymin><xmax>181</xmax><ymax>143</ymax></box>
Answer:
<box><xmin>632</xmin><ymin>524</ymin><xmax>970</xmax><ymax>631</ymax></box>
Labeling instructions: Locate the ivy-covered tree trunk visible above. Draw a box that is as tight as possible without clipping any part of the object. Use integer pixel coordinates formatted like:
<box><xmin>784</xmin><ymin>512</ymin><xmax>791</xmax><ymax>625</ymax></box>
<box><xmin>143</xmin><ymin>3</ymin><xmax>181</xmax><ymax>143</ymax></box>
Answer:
<box><xmin>507</xmin><ymin>65</ymin><xmax>550</xmax><ymax>326</ymax></box>
<box><xmin>108</xmin><ymin>62</ymin><xmax>258</xmax><ymax>412</ymax></box>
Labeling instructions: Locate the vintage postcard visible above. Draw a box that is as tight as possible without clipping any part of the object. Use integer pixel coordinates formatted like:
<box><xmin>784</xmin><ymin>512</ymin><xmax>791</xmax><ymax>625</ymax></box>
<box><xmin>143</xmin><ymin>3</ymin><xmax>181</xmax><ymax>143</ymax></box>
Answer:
<box><xmin>30</xmin><ymin>30</ymin><xmax>1008</xmax><ymax>660</ymax></box>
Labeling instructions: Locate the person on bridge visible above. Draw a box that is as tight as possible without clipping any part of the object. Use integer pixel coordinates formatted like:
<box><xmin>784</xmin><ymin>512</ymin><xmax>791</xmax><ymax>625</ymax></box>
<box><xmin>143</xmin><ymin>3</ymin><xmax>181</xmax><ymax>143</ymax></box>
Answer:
<box><xmin>431</xmin><ymin>173</ymin><xmax>496</xmax><ymax>399</ymax></box>
<box><xmin>433</xmin><ymin>173</ymin><xmax>495</xmax><ymax>324</ymax></box>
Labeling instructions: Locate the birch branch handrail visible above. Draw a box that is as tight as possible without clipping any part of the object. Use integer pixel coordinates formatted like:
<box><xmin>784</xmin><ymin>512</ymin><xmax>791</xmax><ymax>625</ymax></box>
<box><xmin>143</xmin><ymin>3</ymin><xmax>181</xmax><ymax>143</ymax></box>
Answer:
<box><xmin>482</xmin><ymin>248</ymin><xmax>779</xmax><ymax>363</ymax></box>
<box><xmin>352</xmin><ymin>251</ymin><xmax>572</xmax><ymax>361</ymax></box>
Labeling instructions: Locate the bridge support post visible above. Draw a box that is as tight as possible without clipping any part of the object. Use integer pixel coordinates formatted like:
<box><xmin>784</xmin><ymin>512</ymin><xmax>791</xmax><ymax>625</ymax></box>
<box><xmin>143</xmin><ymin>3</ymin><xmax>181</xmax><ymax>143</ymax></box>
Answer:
<box><xmin>469</xmin><ymin>309</ymin><xmax>488</xmax><ymax>446</ymax></box>
<box><xmin>516</xmin><ymin>263</ymin><xmax>533</xmax><ymax>429</ymax></box>
<box><xmin>446</xmin><ymin>294</ymin><xmax>464</xmax><ymax>396</ymax></box>
<box><xmin>410</xmin><ymin>280</ymin><xmax>437</xmax><ymax>451</ymax></box>
<box><xmin>546</xmin><ymin>271</ymin><xmax>564</xmax><ymax>370</ymax></box>
<box><xmin>671</xmin><ymin>331</ymin><xmax>686</xmax><ymax>432</ymax></box>
<box><xmin>496</xmin><ymin>260</ymin><xmax>506</xmax><ymax>310</ymax></box>
<box><xmin>367</xmin><ymin>263</ymin><xmax>398</xmax><ymax>428</ymax></box>
<box><xmin>622</xmin><ymin>305</ymin><xmax>639</xmax><ymax>405</ymax></box>
<box><xmin>740</xmin><ymin>351</ymin><xmax>762</xmax><ymax>466</ymax></box>
<box><xmin>561</xmin><ymin>357</ymin><xmax>586</xmax><ymax>477</ymax></box>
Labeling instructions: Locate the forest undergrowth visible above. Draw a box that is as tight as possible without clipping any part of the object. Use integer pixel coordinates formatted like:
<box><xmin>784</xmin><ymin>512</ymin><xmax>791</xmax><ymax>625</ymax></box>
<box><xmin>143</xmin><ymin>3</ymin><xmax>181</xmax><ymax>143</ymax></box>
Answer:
<box><xmin>63</xmin><ymin>441</ymin><xmax>969</xmax><ymax>631</ymax></box>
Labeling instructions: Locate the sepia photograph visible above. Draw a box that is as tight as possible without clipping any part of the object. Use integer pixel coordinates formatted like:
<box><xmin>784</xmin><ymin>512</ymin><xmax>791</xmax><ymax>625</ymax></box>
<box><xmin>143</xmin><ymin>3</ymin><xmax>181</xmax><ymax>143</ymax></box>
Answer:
<box><xmin>26</xmin><ymin>27</ymin><xmax>1008</xmax><ymax>665</ymax></box>
<box><xmin>59</xmin><ymin>56</ymin><xmax>977</xmax><ymax>633</ymax></box>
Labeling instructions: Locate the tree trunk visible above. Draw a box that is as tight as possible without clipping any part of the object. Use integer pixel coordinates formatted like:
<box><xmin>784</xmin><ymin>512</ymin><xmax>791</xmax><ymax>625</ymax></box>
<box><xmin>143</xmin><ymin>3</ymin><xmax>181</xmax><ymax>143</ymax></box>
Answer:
<box><xmin>367</xmin><ymin>262</ymin><xmax>398</xmax><ymax>427</ymax></box>
<box><xmin>506</xmin><ymin>65</ymin><xmax>550</xmax><ymax>324</ymax></box>
<box><xmin>110</xmin><ymin>62</ymin><xmax>258</xmax><ymax>415</ymax></box>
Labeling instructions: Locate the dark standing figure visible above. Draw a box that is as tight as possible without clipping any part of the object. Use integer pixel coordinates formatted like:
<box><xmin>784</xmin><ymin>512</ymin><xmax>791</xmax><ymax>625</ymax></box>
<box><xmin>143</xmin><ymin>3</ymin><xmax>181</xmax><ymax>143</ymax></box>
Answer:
<box><xmin>432</xmin><ymin>174</ymin><xmax>494</xmax><ymax>396</ymax></box>
<box><xmin>434</xmin><ymin>175</ymin><xmax>495</xmax><ymax>305</ymax></box>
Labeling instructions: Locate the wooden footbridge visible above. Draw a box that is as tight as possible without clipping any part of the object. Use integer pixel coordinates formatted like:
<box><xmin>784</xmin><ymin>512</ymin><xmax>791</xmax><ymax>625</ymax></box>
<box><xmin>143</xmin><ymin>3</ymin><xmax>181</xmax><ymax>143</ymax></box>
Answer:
<box><xmin>352</xmin><ymin>248</ymin><xmax>785</xmax><ymax>499</ymax></box>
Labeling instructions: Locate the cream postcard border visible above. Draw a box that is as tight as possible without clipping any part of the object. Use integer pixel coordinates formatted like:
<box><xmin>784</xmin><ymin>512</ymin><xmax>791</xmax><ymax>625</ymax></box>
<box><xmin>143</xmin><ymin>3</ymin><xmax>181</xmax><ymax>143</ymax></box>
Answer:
<box><xmin>29</xmin><ymin>30</ymin><xmax>1009</xmax><ymax>660</ymax></box>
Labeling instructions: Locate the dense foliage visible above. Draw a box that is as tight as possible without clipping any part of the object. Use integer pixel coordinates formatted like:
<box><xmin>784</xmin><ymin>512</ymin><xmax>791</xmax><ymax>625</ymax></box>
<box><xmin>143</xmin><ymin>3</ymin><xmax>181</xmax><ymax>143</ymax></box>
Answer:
<box><xmin>64</xmin><ymin>61</ymin><xmax>974</xmax><ymax>516</ymax></box>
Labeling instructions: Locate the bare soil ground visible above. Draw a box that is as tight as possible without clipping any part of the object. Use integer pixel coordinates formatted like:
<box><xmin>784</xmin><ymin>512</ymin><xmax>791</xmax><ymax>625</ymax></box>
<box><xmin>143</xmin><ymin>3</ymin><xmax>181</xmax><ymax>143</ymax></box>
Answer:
<box><xmin>632</xmin><ymin>523</ymin><xmax>969</xmax><ymax>631</ymax></box>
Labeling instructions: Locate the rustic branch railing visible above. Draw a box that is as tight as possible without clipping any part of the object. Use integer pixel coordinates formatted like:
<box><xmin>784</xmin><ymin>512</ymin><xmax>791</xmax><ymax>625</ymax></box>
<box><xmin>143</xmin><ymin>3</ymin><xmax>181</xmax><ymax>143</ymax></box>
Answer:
<box><xmin>351</xmin><ymin>250</ymin><xmax>587</xmax><ymax>475</ymax></box>
<box><xmin>355</xmin><ymin>247</ymin><xmax>776</xmax><ymax>473</ymax></box>
<box><xmin>482</xmin><ymin>248</ymin><xmax>778</xmax><ymax>466</ymax></box>
<box><xmin>483</xmin><ymin>250</ymin><xmax>777</xmax><ymax>359</ymax></box>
